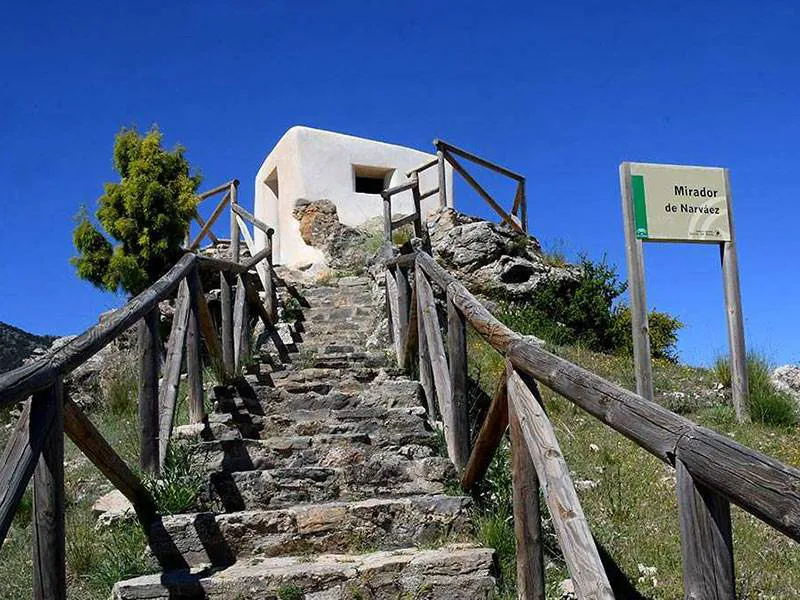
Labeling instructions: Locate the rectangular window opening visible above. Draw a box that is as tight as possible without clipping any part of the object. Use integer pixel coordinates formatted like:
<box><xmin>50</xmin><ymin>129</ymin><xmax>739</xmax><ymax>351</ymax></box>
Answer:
<box><xmin>353</xmin><ymin>165</ymin><xmax>393</xmax><ymax>194</ymax></box>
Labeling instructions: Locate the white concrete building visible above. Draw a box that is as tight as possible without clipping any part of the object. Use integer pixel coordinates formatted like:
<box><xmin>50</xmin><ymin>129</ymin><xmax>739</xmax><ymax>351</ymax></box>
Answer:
<box><xmin>254</xmin><ymin>126</ymin><xmax>453</xmax><ymax>266</ymax></box>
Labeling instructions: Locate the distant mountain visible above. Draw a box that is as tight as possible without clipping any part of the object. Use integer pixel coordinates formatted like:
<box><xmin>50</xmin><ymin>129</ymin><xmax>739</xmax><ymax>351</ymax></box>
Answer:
<box><xmin>0</xmin><ymin>322</ymin><xmax>57</xmax><ymax>373</ymax></box>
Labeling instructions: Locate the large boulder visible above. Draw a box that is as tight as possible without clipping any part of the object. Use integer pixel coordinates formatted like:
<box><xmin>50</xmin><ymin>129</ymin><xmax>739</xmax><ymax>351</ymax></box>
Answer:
<box><xmin>293</xmin><ymin>200</ymin><xmax>370</xmax><ymax>270</ymax></box>
<box><xmin>427</xmin><ymin>208</ymin><xmax>577</xmax><ymax>300</ymax></box>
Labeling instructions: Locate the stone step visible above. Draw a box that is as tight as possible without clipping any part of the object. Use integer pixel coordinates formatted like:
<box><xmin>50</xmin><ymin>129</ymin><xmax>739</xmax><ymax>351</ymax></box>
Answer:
<box><xmin>205</xmin><ymin>456</ymin><xmax>455</xmax><ymax>512</ymax></box>
<box><xmin>252</xmin><ymin>380</ymin><xmax>423</xmax><ymax>413</ymax></box>
<box><xmin>114</xmin><ymin>546</ymin><xmax>497</xmax><ymax>600</ymax></box>
<box><xmin>287</xmin><ymin>351</ymin><xmax>389</xmax><ymax>370</ymax></box>
<box><xmin>269</xmin><ymin>367</ymin><xmax>404</xmax><ymax>395</ymax></box>
<box><xmin>192</xmin><ymin>435</ymin><xmax>437</xmax><ymax>473</ymax></box>
<box><xmin>235</xmin><ymin>408</ymin><xmax>436</xmax><ymax>448</ymax></box>
<box><xmin>149</xmin><ymin>495</ymin><xmax>473</xmax><ymax>569</ymax></box>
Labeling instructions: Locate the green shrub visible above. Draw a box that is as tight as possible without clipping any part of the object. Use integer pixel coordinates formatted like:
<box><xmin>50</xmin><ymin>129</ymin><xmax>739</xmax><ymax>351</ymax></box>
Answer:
<box><xmin>714</xmin><ymin>352</ymin><xmax>798</xmax><ymax>427</ymax></box>
<box><xmin>611</xmin><ymin>305</ymin><xmax>684</xmax><ymax>362</ymax></box>
<box><xmin>277</xmin><ymin>584</ymin><xmax>305</xmax><ymax>600</ymax></box>
<box><xmin>498</xmin><ymin>255</ymin><xmax>683</xmax><ymax>361</ymax></box>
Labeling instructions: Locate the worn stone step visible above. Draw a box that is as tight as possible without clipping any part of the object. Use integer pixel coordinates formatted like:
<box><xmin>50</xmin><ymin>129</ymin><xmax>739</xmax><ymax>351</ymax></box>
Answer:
<box><xmin>269</xmin><ymin>367</ymin><xmax>404</xmax><ymax>395</ymax></box>
<box><xmin>192</xmin><ymin>435</ymin><xmax>437</xmax><ymax>473</ymax></box>
<box><xmin>288</xmin><ymin>351</ymin><xmax>389</xmax><ymax>370</ymax></box>
<box><xmin>206</xmin><ymin>456</ymin><xmax>456</xmax><ymax>512</ymax></box>
<box><xmin>236</xmin><ymin>408</ymin><xmax>436</xmax><ymax>448</ymax></box>
<box><xmin>252</xmin><ymin>380</ymin><xmax>423</xmax><ymax>413</ymax></box>
<box><xmin>149</xmin><ymin>495</ymin><xmax>473</xmax><ymax>569</ymax></box>
<box><xmin>114</xmin><ymin>546</ymin><xmax>497</xmax><ymax>600</ymax></box>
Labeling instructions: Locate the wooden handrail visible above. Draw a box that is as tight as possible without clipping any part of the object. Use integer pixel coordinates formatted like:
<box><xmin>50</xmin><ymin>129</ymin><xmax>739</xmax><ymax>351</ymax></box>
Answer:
<box><xmin>434</xmin><ymin>138</ymin><xmax>525</xmax><ymax>182</ymax></box>
<box><xmin>383</xmin><ymin>245</ymin><xmax>800</xmax><ymax>598</ymax></box>
<box><xmin>189</xmin><ymin>192</ymin><xmax>230</xmax><ymax>250</ymax></box>
<box><xmin>405</xmin><ymin>156</ymin><xmax>439</xmax><ymax>177</ymax></box>
<box><xmin>197</xmin><ymin>179</ymin><xmax>238</xmax><ymax>201</ymax></box>
<box><xmin>381</xmin><ymin>176</ymin><xmax>419</xmax><ymax>198</ymax></box>
<box><xmin>231</xmin><ymin>203</ymin><xmax>275</xmax><ymax>236</ymax></box>
<box><xmin>443</xmin><ymin>150</ymin><xmax>525</xmax><ymax>235</ymax></box>
<box><xmin>0</xmin><ymin>253</ymin><xmax>197</xmax><ymax>408</ymax></box>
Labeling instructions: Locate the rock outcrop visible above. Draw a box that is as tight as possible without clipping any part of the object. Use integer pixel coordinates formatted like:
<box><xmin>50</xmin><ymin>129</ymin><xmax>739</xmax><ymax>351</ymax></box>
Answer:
<box><xmin>293</xmin><ymin>199</ymin><xmax>371</xmax><ymax>270</ymax></box>
<box><xmin>772</xmin><ymin>365</ymin><xmax>800</xmax><ymax>404</ymax></box>
<box><xmin>427</xmin><ymin>208</ymin><xmax>578</xmax><ymax>300</ymax></box>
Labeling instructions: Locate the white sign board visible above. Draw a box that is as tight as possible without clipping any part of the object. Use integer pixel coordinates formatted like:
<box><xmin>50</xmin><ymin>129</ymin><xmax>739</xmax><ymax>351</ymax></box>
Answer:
<box><xmin>627</xmin><ymin>162</ymin><xmax>731</xmax><ymax>242</ymax></box>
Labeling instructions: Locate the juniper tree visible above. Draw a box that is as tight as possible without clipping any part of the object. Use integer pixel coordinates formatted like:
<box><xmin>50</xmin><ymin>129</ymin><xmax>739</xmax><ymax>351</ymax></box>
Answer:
<box><xmin>71</xmin><ymin>127</ymin><xmax>201</xmax><ymax>295</ymax></box>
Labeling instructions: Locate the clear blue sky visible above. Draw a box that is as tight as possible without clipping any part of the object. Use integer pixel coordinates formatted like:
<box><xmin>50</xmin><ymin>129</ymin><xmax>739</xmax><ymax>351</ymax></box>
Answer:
<box><xmin>1</xmin><ymin>1</ymin><xmax>798</xmax><ymax>367</ymax></box>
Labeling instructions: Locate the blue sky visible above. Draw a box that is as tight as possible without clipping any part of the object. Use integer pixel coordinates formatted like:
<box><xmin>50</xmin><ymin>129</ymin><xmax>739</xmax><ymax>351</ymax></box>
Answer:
<box><xmin>1</xmin><ymin>1</ymin><xmax>798</xmax><ymax>366</ymax></box>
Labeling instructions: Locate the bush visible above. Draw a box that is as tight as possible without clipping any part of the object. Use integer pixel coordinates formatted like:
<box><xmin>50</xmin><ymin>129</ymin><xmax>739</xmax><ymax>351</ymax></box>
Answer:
<box><xmin>611</xmin><ymin>306</ymin><xmax>683</xmax><ymax>363</ymax></box>
<box><xmin>714</xmin><ymin>352</ymin><xmax>798</xmax><ymax>427</ymax></box>
<box><xmin>497</xmin><ymin>255</ymin><xmax>683</xmax><ymax>360</ymax></box>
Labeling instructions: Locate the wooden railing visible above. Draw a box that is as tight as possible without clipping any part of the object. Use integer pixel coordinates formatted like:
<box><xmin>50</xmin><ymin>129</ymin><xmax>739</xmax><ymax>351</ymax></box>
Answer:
<box><xmin>383</xmin><ymin>244</ymin><xmax>800</xmax><ymax>599</ymax></box>
<box><xmin>382</xmin><ymin>140</ymin><xmax>528</xmax><ymax>249</ymax></box>
<box><xmin>0</xmin><ymin>180</ymin><xmax>278</xmax><ymax>599</ymax></box>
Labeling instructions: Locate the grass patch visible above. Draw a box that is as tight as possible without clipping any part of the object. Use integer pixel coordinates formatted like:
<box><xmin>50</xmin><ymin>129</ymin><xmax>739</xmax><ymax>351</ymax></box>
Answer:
<box><xmin>714</xmin><ymin>352</ymin><xmax>798</xmax><ymax>427</ymax></box>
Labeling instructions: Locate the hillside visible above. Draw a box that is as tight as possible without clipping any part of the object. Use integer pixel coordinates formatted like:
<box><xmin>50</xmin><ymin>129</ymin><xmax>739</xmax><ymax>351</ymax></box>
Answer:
<box><xmin>0</xmin><ymin>321</ymin><xmax>56</xmax><ymax>373</ymax></box>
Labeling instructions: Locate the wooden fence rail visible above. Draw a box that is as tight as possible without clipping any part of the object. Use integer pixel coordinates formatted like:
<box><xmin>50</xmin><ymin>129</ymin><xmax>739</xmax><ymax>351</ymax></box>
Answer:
<box><xmin>0</xmin><ymin>178</ymin><xmax>279</xmax><ymax>599</ymax></box>
<box><xmin>381</xmin><ymin>242</ymin><xmax>800</xmax><ymax>600</ymax></box>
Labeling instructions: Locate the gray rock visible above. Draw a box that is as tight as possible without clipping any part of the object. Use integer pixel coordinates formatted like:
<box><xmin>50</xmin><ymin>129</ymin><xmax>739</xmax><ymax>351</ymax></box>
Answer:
<box><xmin>427</xmin><ymin>207</ymin><xmax>578</xmax><ymax>299</ymax></box>
<box><xmin>772</xmin><ymin>365</ymin><xmax>800</xmax><ymax>403</ymax></box>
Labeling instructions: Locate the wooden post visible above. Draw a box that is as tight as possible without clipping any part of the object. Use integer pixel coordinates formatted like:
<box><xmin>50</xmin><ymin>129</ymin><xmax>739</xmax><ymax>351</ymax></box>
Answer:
<box><xmin>158</xmin><ymin>281</ymin><xmax>190</xmax><ymax>467</ymax></box>
<box><xmin>230</xmin><ymin>180</ymin><xmax>240</xmax><ymax>264</ymax></box>
<box><xmin>63</xmin><ymin>396</ymin><xmax>156</xmax><ymax>526</ymax></box>
<box><xmin>32</xmin><ymin>378</ymin><xmax>65</xmax><ymax>600</ymax></box>
<box><xmin>415</xmin><ymin>267</ymin><xmax>436</xmax><ymax>417</ymax></box>
<box><xmin>720</xmin><ymin>169</ymin><xmax>749</xmax><ymax>422</ymax></box>
<box><xmin>233</xmin><ymin>274</ymin><xmax>249</xmax><ymax>372</ymax></box>
<box><xmin>396</xmin><ymin>266</ymin><xmax>411</xmax><ymax>362</ymax></box>
<box><xmin>265</xmin><ymin>230</ymin><xmax>278</xmax><ymax>323</ymax></box>
<box><xmin>220</xmin><ymin>271</ymin><xmax>235</xmax><ymax>377</ymax></box>
<box><xmin>382</xmin><ymin>193</ymin><xmax>392</xmax><ymax>243</ymax></box>
<box><xmin>509</xmin><ymin>392</ymin><xmax>545</xmax><ymax>600</ymax></box>
<box><xmin>446</xmin><ymin>292</ymin><xmax>470</xmax><ymax>471</ymax></box>
<box><xmin>437</xmin><ymin>149</ymin><xmax>447</xmax><ymax>208</ymax></box>
<box><xmin>519</xmin><ymin>179</ymin><xmax>528</xmax><ymax>233</ymax></box>
<box><xmin>138</xmin><ymin>307</ymin><xmax>160</xmax><ymax>475</ymax></box>
<box><xmin>619</xmin><ymin>162</ymin><xmax>654</xmax><ymax>401</ymax></box>
<box><xmin>508</xmin><ymin>367</ymin><xmax>613</xmax><ymax>598</ymax></box>
<box><xmin>410</xmin><ymin>177</ymin><xmax>425</xmax><ymax>241</ymax></box>
<box><xmin>386</xmin><ymin>268</ymin><xmax>402</xmax><ymax>359</ymax></box>
<box><xmin>186</xmin><ymin>267</ymin><xmax>205</xmax><ymax>424</ymax></box>
<box><xmin>676</xmin><ymin>459</ymin><xmax>736</xmax><ymax>599</ymax></box>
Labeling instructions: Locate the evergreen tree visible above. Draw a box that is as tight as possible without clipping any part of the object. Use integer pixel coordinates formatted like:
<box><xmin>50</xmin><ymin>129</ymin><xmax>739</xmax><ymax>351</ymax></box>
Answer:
<box><xmin>72</xmin><ymin>127</ymin><xmax>201</xmax><ymax>295</ymax></box>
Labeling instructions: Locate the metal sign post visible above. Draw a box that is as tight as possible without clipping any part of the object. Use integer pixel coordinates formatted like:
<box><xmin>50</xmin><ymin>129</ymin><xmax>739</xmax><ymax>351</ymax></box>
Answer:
<box><xmin>619</xmin><ymin>162</ymin><xmax>748</xmax><ymax>420</ymax></box>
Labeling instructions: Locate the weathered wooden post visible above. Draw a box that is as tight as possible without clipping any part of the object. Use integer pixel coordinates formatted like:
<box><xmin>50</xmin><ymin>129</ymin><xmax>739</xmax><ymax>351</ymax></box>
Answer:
<box><xmin>676</xmin><ymin>459</ymin><xmax>736</xmax><ymax>599</ymax></box>
<box><xmin>157</xmin><ymin>281</ymin><xmax>190</xmax><ymax>468</ymax></box>
<box><xmin>509</xmin><ymin>400</ymin><xmax>545</xmax><ymax>600</ymax></box>
<box><xmin>382</xmin><ymin>191</ymin><xmax>392</xmax><ymax>243</ymax></box>
<box><xmin>220</xmin><ymin>270</ymin><xmax>235</xmax><ymax>377</ymax></box>
<box><xmin>32</xmin><ymin>378</ymin><xmax>66</xmax><ymax>600</ymax></box>
<box><xmin>415</xmin><ymin>263</ymin><xmax>436</xmax><ymax>418</ymax></box>
<box><xmin>264</xmin><ymin>229</ymin><xmax>278</xmax><ymax>323</ymax></box>
<box><xmin>138</xmin><ymin>307</ymin><xmax>160</xmax><ymax>475</ymax></box>
<box><xmin>233</xmin><ymin>273</ymin><xmax>249</xmax><ymax>372</ymax></box>
<box><xmin>186</xmin><ymin>266</ymin><xmax>205</xmax><ymax>423</ymax></box>
<box><xmin>519</xmin><ymin>179</ymin><xmax>528</xmax><ymax>233</ymax></box>
<box><xmin>230</xmin><ymin>179</ymin><xmax>240</xmax><ymax>264</ymax></box>
<box><xmin>437</xmin><ymin>148</ymin><xmax>447</xmax><ymax>208</ymax></box>
<box><xmin>446</xmin><ymin>291</ymin><xmax>470</xmax><ymax>471</ymax></box>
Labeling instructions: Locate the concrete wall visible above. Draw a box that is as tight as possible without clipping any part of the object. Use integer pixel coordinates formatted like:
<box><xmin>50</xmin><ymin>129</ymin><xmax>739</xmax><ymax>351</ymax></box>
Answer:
<box><xmin>254</xmin><ymin>126</ymin><xmax>453</xmax><ymax>266</ymax></box>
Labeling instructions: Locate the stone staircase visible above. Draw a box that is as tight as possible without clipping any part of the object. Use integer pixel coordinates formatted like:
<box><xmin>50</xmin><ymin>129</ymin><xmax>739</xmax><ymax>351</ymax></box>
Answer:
<box><xmin>113</xmin><ymin>275</ymin><xmax>498</xmax><ymax>599</ymax></box>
